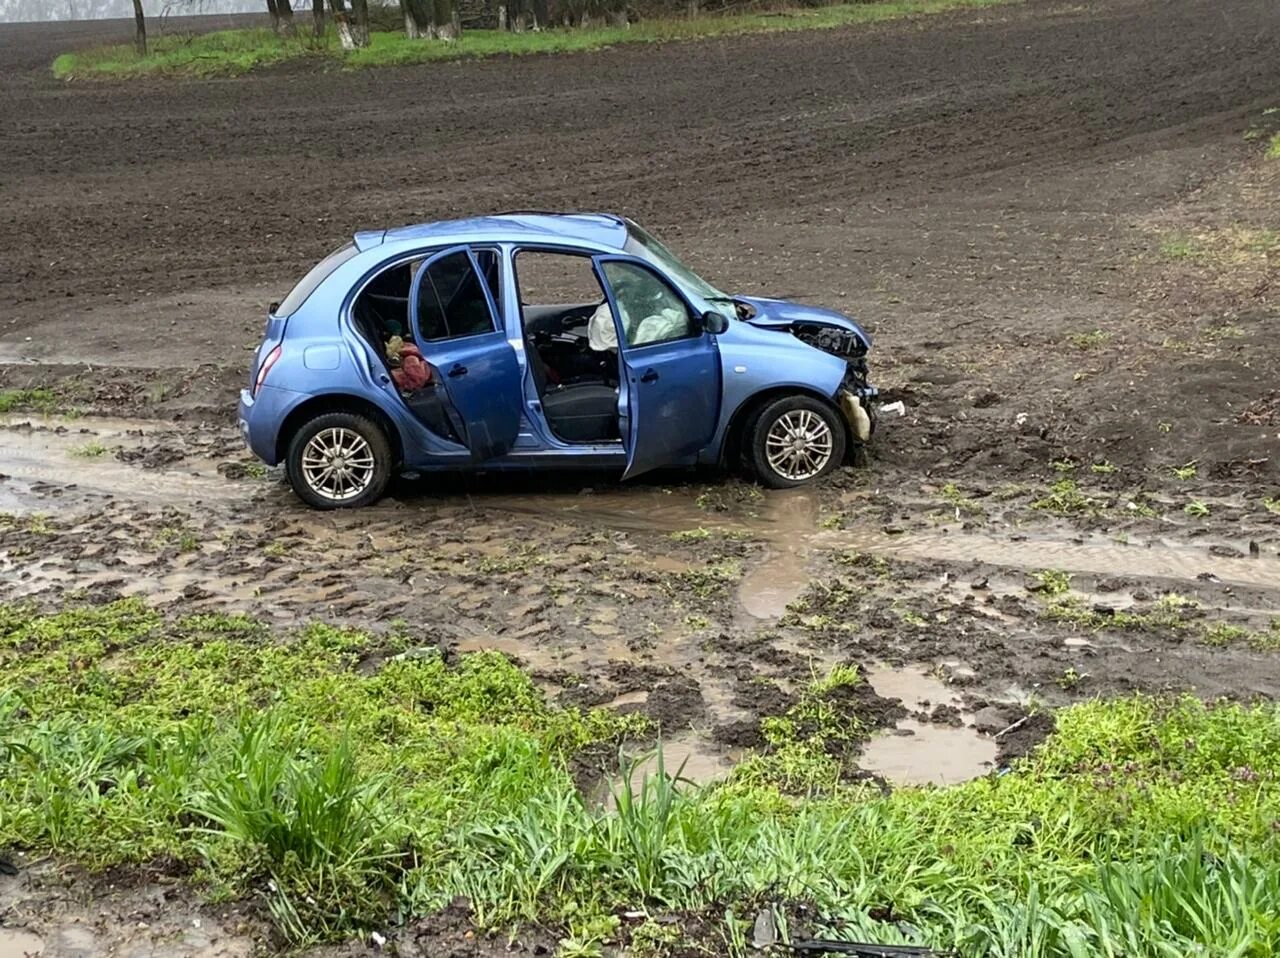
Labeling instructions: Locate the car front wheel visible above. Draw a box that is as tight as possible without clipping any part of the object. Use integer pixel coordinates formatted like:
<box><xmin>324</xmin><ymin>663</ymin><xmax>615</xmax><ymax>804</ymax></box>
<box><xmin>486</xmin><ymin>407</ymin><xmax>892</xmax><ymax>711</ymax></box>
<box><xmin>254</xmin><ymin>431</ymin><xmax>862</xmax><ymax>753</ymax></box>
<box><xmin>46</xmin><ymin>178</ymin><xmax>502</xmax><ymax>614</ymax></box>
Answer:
<box><xmin>285</xmin><ymin>411</ymin><xmax>392</xmax><ymax>509</ymax></box>
<box><xmin>747</xmin><ymin>395</ymin><xmax>847</xmax><ymax>489</ymax></box>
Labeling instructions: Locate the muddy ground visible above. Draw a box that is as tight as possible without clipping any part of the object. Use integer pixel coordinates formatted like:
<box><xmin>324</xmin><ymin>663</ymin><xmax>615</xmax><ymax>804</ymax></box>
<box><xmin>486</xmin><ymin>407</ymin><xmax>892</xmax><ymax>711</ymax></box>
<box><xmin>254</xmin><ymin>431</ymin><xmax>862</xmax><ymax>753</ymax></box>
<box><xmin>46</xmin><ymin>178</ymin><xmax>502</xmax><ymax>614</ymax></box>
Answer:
<box><xmin>2</xmin><ymin>0</ymin><xmax>1280</xmax><ymax>953</ymax></box>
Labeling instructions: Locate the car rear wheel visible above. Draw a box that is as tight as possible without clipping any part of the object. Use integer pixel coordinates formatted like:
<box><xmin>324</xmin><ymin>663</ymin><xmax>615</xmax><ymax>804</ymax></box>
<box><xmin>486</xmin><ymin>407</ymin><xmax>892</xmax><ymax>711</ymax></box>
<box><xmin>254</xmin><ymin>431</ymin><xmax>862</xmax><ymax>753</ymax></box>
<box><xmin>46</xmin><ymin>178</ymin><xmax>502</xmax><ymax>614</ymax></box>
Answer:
<box><xmin>747</xmin><ymin>395</ymin><xmax>846</xmax><ymax>489</ymax></box>
<box><xmin>285</xmin><ymin>412</ymin><xmax>391</xmax><ymax>509</ymax></box>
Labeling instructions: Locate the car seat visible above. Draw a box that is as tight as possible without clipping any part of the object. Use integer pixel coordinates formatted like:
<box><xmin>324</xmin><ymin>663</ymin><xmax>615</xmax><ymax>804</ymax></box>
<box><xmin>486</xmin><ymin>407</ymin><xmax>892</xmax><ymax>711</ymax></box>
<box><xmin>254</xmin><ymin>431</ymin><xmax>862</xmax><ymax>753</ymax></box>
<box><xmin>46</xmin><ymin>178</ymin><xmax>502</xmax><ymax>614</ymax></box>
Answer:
<box><xmin>525</xmin><ymin>340</ymin><xmax>620</xmax><ymax>443</ymax></box>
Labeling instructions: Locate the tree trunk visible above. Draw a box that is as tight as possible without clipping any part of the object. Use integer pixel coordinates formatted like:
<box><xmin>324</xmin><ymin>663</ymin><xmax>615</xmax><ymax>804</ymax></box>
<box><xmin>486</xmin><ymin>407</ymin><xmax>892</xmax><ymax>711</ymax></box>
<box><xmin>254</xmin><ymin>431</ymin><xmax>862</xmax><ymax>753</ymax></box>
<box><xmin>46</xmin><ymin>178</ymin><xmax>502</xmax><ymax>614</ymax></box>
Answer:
<box><xmin>350</xmin><ymin>0</ymin><xmax>370</xmax><ymax>46</ymax></box>
<box><xmin>131</xmin><ymin>0</ymin><xmax>146</xmax><ymax>55</ymax></box>
<box><xmin>330</xmin><ymin>0</ymin><xmax>355</xmax><ymax>48</ymax></box>
<box><xmin>265</xmin><ymin>0</ymin><xmax>280</xmax><ymax>33</ymax></box>
<box><xmin>312</xmin><ymin>0</ymin><xmax>324</xmax><ymax>36</ymax></box>
<box><xmin>276</xmin><ymin>0</ymin><xmax>297</xmax><ymax>36</ymax></box>
<box><xmin>530</xmin><ymin>0</ymin><xmax>546</xmax><ymax>29</ymax></box>
<box><xmin>428</xmin><ymin>0</ymin><xmax>459</xmax><ymax>40</ymax></box>
<box><xmin>686</xmin><ymin>0</ymin><xmax>697</xmax><ymax>16</ymax></box>
<box><xmin>402</xmin><ymin>0</ymin><xmax>432</xmax><ymax>38</ymax></box>
<box><xmin>604</xmin><ymin>3</ymin><xmax>626</xmax><ymax>27</ymax></box>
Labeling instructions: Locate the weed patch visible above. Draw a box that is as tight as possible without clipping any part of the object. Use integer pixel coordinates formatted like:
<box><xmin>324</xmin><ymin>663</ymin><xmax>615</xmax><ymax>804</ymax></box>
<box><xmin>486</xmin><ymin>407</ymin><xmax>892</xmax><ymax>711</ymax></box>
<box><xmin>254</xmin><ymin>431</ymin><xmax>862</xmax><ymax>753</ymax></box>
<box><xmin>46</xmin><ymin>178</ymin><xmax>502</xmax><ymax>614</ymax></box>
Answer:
<box><xmin>1032</xmin><ymin>478</ymin><xmax>1104</xmax><ymax>516</ymax></box>
<box><xmin>5</xmin><ymin>602</ymin><xmax>1280</xmax><ymax>954</ymax></box>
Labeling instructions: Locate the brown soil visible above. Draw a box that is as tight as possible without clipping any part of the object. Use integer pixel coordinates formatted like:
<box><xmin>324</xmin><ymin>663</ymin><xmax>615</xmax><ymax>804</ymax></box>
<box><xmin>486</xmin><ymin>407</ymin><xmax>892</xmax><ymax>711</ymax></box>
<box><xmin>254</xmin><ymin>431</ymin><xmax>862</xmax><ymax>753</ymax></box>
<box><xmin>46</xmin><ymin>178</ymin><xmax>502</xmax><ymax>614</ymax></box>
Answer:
<box><xmin>2</xmin><ymin>0</ymin><xmax>1279</xmax><ymax>952</ymax></box>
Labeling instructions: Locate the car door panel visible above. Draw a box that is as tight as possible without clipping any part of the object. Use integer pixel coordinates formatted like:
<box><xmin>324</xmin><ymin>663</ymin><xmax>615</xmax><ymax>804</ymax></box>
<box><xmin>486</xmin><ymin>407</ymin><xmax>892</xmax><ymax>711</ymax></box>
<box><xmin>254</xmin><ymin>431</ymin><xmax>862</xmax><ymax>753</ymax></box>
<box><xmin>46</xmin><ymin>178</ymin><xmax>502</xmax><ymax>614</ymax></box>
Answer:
<box><xmin>410</xmin><ymin>246</ymin><xmax>523</xmax><ymax>461</ymax></box>
<box><xmin>595</xmin><ymin>257</ymin><xmax>722</xmax><ymax>479</ymax></box>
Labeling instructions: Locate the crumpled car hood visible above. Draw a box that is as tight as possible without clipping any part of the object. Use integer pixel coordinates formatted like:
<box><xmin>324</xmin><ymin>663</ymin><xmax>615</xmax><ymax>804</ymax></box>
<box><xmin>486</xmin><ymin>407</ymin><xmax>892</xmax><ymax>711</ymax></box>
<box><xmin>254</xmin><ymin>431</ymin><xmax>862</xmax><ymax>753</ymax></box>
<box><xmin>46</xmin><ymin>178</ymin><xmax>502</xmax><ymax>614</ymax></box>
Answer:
<box><xmin>735</xmin><ymin>295</ymin><xmax>872</xmax><ymax>349</ymax></box>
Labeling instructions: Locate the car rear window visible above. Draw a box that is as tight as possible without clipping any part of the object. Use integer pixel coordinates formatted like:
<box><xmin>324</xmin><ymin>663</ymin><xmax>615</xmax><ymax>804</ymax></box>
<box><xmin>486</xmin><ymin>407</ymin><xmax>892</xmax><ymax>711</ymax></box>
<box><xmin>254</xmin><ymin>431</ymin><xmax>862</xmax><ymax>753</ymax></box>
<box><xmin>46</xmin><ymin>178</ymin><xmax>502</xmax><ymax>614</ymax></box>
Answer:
<box><xmin>275</xmin><ymin>242</ymin><xmax>359</xmax><ymax>318</ymax></box>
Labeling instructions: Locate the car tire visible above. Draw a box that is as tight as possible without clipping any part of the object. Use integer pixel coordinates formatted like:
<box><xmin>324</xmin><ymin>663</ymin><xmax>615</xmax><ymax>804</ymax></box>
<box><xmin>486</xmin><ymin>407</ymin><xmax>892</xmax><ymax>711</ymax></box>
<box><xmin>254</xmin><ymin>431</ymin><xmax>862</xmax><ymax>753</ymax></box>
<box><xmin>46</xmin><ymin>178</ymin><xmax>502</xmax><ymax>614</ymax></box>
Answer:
<box><xmin>746</xmin><ymin>395</ymin><xmax>847</xmax><ymax>489</ymax></box>
<box><xmin>285</xmin><ymin>411</ymin><xmax>392</xmax><ymax>510</ymax></box>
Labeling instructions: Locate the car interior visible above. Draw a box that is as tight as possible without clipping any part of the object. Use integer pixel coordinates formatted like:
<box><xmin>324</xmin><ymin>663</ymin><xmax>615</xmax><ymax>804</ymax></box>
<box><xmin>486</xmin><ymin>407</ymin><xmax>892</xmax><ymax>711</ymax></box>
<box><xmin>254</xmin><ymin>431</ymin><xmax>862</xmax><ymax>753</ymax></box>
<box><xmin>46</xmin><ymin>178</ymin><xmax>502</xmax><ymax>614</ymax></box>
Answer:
<box><xmin>350</xmin><ymin>253</ymin><xmax>502</xmax><ymax>445</ymax></box>
<box><xmin>350</xmin><ymin>248</ymin><xmax>622</xmax><ymax>446</ymax></box>
<box><xmin>515</xmin><ymin>251</ymin><xmax>622</xmax><ymax>444</ymax></box>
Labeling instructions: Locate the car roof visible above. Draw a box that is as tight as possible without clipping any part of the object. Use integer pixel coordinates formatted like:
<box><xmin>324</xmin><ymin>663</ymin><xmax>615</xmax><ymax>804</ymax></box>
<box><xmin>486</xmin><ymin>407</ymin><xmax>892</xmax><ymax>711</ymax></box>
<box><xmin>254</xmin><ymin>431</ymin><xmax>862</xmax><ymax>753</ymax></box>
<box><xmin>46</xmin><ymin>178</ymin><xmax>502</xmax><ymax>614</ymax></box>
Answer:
<box><xmin>355</xmin><ymin>212</ymin><xmax>630</xmax><ymax>252</ymax></box>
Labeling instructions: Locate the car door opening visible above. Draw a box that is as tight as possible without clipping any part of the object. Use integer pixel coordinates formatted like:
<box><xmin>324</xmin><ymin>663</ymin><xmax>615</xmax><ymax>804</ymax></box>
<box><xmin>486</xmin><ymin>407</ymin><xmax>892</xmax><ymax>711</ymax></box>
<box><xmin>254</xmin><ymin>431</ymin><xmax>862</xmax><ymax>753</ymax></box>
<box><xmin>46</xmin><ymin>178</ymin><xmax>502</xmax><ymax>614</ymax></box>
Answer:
<box><xmin>514</xmin><ymin>250</ymin><xmax>622</xmax><ymax>444</ymax></box>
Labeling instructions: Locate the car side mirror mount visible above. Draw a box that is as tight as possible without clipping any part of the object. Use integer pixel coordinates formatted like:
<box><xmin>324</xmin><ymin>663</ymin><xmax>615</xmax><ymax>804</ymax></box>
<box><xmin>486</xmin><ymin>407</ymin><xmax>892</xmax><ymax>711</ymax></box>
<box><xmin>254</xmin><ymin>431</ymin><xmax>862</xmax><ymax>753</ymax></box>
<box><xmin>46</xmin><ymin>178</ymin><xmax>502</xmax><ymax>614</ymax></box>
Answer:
<box><xmin>701</xmin><ymin>310</ymin><xmax>730</xmax><ymax>335</ymax></box>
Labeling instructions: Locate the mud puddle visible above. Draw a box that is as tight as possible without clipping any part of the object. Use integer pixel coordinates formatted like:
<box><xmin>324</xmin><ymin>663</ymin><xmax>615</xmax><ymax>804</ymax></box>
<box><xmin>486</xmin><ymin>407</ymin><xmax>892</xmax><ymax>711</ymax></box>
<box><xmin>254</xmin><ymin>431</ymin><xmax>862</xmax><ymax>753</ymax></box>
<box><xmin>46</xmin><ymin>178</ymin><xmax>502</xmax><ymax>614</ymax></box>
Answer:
<box><xmin>0</xmin><ymin>929</ymin><xmax>43</xmax><ymax>958</ymax></box>
<box><xmin>0</xmin><ymin>416</ymin><xmax>251</xmax><ymax>513</ymax></box>
<box><xmin>469</xmin><ymin>485</ymin><xmax>1280</xmax><ymax>598</ymax></box>
<box><xmin>860</xmin><ymin>664</ymin><xmax>998</xmax><ymax>786</ymax></box>
<box><xmin>860</xmin><ymin>720</ymin><xmax>998</xmax><ymax>787</ymax></box>
<box><xmin>737</xmin><ymin>492</ymin><xmax>818</xmax><ymax>619</ymax></box>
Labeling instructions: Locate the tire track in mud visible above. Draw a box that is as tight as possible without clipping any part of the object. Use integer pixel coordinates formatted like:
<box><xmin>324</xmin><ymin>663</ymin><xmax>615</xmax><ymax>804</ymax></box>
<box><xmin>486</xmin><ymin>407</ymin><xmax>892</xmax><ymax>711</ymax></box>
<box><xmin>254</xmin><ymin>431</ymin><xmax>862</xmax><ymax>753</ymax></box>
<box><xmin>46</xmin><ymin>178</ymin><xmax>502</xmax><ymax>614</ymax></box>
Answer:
<box><xmin>5</xmin><ymin>416</ymin><xmax>1279</xmax><ymax>600</ymax></box>
<box><xmin>5</xmin><ymin>416</ymin><xmax>1280</xmax><ymax>787</ymax></box>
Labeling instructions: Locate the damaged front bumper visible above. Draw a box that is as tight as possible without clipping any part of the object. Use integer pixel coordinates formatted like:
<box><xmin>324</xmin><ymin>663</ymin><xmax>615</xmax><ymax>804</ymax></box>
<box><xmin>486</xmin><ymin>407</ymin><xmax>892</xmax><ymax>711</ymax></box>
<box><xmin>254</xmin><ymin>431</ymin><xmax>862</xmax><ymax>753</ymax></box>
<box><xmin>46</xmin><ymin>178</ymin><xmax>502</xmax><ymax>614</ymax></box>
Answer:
<box><xmin>837</xmin><ymin>387</ymin><xmax>877</xmax><ymax>442</ymax></box>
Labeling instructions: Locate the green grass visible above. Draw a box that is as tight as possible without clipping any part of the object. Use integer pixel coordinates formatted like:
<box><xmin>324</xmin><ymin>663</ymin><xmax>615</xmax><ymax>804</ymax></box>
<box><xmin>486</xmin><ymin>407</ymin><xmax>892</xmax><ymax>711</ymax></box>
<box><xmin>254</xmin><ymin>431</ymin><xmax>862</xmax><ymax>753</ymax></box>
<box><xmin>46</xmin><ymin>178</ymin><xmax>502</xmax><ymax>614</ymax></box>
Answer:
<box><xmin>1031</xmin><ymin>478</ymin><xmax>1103</xmax><ymax>516</ymax></box>
<box><xmin>5</xmin><ymin>600</ymin><xmax>1280</xmax><ymax>955</ymax></box>
<box><xmin>1067</xmin><ymin>329</ymin><xmax>1110</xmax><ymax>350</ymax></box>
<box><xmin>1159</xmin><ymin>233</ymin><xmax>1202</xmax><ymax>259</ymax></box>
<box><xmin>53</xmin><ymin>0</ymin><xmax>1017</xmax><ymax>79</ymax></box>
<box><xmin>69</xmin><ymin>440</ymin><xmax>108</xmax><ymax>458</ymax></box>
<box><xmin>1267</xmin><ymin>132</ymin><xmax>1280</xmax><ymax>161</ymax></box>
<box><xmin>0</xmin><ymin>387</ymin><xmax>62</xmax><ymax>415</ymax></box>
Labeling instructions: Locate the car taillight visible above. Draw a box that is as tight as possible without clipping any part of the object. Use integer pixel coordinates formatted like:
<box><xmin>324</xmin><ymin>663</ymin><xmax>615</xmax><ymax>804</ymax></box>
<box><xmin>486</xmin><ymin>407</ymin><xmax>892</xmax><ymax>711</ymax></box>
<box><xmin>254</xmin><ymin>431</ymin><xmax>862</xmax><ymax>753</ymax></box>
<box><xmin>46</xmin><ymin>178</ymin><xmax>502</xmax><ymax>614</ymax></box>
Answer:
<box><xmin>254</xmin><ymin>345</ymin><xmax>282</xmax><ymax>397</ymax></box>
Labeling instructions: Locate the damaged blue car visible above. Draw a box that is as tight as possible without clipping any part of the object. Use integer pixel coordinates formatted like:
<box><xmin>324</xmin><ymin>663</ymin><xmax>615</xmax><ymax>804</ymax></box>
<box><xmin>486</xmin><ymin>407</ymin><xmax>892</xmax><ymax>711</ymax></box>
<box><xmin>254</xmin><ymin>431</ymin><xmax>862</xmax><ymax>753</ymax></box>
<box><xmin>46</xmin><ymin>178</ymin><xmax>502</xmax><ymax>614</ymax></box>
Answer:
<box><xmin>239</xmin><ymin>213</ymin><xmax>877</xmax><ymax>509</ymax></box>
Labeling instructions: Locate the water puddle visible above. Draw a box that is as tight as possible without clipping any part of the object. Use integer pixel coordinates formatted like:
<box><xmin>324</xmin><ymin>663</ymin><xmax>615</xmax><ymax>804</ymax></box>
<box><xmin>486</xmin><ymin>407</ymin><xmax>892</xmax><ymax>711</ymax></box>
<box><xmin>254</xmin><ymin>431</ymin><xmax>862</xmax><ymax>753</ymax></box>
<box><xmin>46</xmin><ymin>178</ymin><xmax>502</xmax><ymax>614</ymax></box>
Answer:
<box><xmin>0</xmin><ymin>929</ymin><xmax>44</xmax><ymax>958</ymax></box>
<box><xmin>0</xmin><ymin>417</ymin><xmax>247</xmax><ymax>513</ymax></box>
<box><xmin>866</xmin><ymin>663</ymin><xmax>954</xmax><ymax>710</ymax></box>
<box><xmin>738</xmin><ymin>491</ymin><xmax>817</xmax><ymax>619</ymax></box>
<box><xmin>860</xmin><ymin>663</ymin><xmax>997</xmax><ymax>786</ymax></box>
<box><xmin>834</xmin><ymin>528</ymin><xmax>1280</xmax><ymax>591</ymax></box>
<box><xmin>859</xmin><ymin>719</ymin><xmax>998</xmax><ymax>786</ymax></box>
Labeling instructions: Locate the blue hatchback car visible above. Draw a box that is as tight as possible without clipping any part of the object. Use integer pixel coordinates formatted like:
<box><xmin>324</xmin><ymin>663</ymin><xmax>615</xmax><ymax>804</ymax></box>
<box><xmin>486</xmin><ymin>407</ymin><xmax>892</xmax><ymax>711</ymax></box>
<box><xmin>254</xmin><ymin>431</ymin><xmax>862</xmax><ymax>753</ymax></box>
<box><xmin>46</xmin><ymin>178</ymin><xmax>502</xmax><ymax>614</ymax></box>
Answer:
<box><xmin>239</xmin><ymin>213</ymin><xmax>876</xmax><ymax>509</ymax></box>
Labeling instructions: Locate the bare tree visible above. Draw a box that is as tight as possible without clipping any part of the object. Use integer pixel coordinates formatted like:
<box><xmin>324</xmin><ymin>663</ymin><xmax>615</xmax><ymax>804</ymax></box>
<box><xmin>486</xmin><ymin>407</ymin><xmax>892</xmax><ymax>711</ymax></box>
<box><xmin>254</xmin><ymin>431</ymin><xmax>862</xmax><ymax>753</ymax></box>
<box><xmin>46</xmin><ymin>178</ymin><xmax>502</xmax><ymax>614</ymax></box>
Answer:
<box><xmin>403</xmin><ymin>0</ymin><xmax>458</xmax><ymax>40</ymax></box>
<box><xmin>311</xmin><ymin>0</ymin><xmax>323</xmax><ymax>35</ymax></box>
<box><xmin>266</xmin><ymin>0</ymin><xmax>297</xmax><ymax>36</ymax></box>
<box><xmin>276</xmin><ymin>0</ymin><xmax>296</xmax><ymax>35</ymax></box>
<box><xmin>329</xmin><ymin>0</ymin><xmax>367</xmax><ymax>47</ymax></box>
<box><xmin>427</xmin><ymin>0</ymin><xmax>459</xmax><ymax>39</ymax></box>
<box><xmin>131</xmin><ymin>0</ymin><xmax>146</xmax><ymax>54</ymax></box>
<box><xmin>400</xmin><ymin>0</ymin><xmax>427</xmax><ymax>38</ymax></box>
<box><xmin>350</xmin><ymin>0</ymin><xmax>369</xmax><ymax>43</ymax></box>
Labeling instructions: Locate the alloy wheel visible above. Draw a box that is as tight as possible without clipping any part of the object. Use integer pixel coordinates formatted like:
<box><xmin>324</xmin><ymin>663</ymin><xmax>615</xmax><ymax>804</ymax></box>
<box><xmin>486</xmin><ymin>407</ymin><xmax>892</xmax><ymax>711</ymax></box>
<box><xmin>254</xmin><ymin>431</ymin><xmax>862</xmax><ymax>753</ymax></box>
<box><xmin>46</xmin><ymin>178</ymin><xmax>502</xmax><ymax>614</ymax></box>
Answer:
<box><xmin>764</xmin><ymin>409</ymin><xmax>834</xmax><ymax>481</ymax></box>
<box><xmin>300</xmin><ymin>427</ymin><xmax>376</xmax><ymax>502</ymax></box>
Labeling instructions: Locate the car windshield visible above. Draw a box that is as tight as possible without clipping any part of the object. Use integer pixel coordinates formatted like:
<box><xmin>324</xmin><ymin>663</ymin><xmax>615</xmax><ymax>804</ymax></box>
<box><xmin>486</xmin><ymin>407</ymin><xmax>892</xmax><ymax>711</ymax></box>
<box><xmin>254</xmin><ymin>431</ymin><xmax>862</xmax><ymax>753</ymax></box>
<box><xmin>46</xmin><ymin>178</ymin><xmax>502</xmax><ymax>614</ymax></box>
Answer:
<box><xmin>623</xmin><ymin>220</ymin><xmax>733</xmax><ymax>306</ymax></box>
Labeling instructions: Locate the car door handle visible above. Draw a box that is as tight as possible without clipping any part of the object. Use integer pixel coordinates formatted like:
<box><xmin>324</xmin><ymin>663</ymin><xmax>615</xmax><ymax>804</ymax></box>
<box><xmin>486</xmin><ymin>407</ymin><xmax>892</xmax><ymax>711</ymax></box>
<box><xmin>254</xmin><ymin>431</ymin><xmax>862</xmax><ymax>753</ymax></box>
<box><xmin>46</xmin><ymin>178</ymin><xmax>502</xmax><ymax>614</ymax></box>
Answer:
<box><xmin>640</xmin><ymin>369</ymin><xmax>659</xmax><ymax>384</ymax></box>
<box><xmin>447</xmin><ymin>364</ymin><xmax>468</xmax><ymax>378</ymax></box>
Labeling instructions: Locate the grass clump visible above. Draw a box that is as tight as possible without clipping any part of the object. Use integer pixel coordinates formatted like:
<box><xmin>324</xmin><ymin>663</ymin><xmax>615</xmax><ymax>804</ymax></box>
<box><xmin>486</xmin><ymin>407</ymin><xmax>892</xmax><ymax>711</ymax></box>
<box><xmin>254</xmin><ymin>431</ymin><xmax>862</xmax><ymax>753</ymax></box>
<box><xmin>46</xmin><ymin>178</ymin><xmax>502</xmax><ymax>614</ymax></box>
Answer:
<box><xmin>1159</xmin><ymin>233</ymin><xmax>1202</xmax><ymax>259</ymax></box>
<box><xmin>0</xmin><ymin>387</ymin><xmax>63</xmax><ymax>415</ymax></box>
<box><xmin>53</xmin><ymin>0</ymin><xmax>1017</xmax><ymax>79</ymax></box>
<box><xmin>1268</xmin><ymin>132</ymin><xmax>1280</xmax><ymax>161</ymax></box>
<box><xmin>938</xmin><ymin>481</ymin><xmax>984</xmax><ymax>516</ymax></box>
<box><xmin>6</xmin><ymin>601</ymin><xmax>1280</xmax><ymax>954</ymax></box>
<box><xmin>69</xmin><ymin>440</ymin><xmax>108</xmax><ymax>458</ymax></box>
<box><xmin>1067</xmin><ymin>329</ymin><xmax>1110</xmax><ymax>350</ymax></box>
<box><xmin>1032</xmin><ymin>478</ymin><xmax>1103</xmax><ymax>516</ymax></box>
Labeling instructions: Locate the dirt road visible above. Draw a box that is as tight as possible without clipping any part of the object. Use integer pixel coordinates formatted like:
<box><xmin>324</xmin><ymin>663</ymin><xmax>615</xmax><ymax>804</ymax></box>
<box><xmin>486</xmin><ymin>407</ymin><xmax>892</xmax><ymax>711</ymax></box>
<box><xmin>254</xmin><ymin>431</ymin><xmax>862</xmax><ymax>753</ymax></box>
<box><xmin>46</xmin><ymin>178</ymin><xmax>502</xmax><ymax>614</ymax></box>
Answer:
<box><xmin>2</xmin><ymin>0</ymin><xmax>1280</xmax><ymax>947</ymax></box>
<box><xmin>1</xmin><ymin>1</ymin><xmax>1280</xmax><ymax>949</ymax></box>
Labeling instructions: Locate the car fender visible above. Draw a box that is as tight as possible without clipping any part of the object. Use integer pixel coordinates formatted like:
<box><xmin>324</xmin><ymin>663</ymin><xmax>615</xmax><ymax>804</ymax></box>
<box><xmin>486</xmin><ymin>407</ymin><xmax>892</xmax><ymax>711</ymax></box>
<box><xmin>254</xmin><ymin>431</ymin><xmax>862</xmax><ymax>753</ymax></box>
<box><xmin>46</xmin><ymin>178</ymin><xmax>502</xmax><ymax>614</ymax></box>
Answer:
<box><xmin>703</xmin><ymin>321</ymin><xmax>847</xmax><ymax>462</ymax></box>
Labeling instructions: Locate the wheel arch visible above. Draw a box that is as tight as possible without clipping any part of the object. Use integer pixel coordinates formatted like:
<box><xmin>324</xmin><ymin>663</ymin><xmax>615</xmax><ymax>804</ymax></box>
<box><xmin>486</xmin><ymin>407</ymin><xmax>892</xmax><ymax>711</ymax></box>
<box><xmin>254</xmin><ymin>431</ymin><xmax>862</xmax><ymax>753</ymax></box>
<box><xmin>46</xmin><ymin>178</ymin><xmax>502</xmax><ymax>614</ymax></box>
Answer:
<box><xmin>719</xmin><ymin>385</ymin><xmax>848</xmax><ymax>469</ymax></box>
<box><xmin>275</xmin><ymin>393</ymin><xmax>404</xmax><ymax>467</ymax></box>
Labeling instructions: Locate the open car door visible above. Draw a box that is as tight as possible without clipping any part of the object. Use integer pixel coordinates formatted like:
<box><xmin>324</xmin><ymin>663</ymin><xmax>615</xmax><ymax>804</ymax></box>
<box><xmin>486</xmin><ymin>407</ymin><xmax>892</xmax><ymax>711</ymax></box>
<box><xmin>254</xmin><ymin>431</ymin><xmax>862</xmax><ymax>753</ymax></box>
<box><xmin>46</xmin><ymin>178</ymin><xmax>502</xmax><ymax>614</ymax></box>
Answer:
<box><xmin>596</xmin><ymin>257</ymin><xmax>722</xmax><ymax>479</ymax></box>
<box><xmin>409</xmin><ymin>246</ymin><xmax>522</xmax><ymax>461</ymax></box>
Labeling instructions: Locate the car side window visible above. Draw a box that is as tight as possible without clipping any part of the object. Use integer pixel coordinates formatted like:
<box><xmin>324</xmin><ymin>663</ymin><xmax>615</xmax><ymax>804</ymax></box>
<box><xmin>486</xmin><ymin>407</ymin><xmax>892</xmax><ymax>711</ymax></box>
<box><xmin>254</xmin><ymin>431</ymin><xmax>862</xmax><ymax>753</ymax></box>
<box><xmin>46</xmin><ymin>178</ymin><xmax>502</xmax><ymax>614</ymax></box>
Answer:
<box><xmin>600</xmin><ymin>261</ymin><xmax>696</xmax><ymax>348</ymax></box>
<box><xmin>416</xmin><ymin>250</ymin><xmax>496</xmax><ymax>342</ymax></box>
